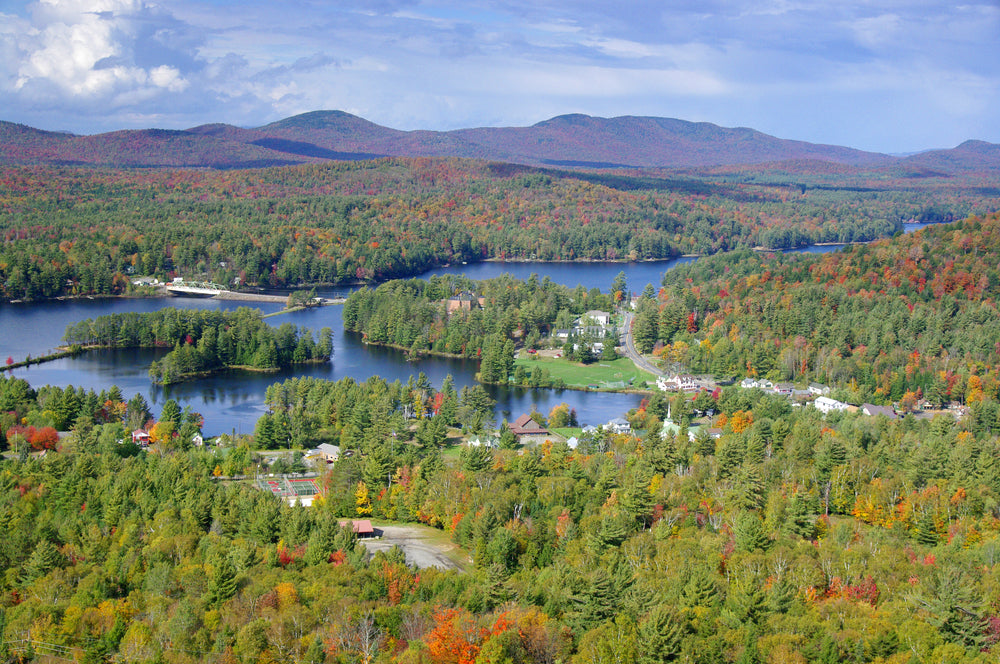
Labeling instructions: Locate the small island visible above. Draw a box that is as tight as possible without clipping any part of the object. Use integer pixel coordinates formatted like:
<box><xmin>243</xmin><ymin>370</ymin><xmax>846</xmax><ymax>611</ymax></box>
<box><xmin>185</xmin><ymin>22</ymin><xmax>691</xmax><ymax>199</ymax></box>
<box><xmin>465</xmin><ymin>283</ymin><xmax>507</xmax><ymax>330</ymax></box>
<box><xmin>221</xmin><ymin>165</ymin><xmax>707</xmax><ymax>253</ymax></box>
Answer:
<box><xmin>62</xmin><ymin>307</ymin><xmax>333</xmax><ymax>385</ymax></box>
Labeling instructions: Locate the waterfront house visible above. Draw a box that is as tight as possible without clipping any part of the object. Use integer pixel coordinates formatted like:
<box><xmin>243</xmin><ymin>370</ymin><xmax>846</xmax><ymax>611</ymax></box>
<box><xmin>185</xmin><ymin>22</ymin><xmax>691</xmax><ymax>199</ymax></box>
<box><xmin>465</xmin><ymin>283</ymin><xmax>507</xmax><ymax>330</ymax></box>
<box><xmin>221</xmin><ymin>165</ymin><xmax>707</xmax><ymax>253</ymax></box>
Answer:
<box><xmin>607</xmin><ymin>417</ymin><xmax>631</xmax><ymax>434</ymax></box>
<box><xmin>446</xmin><ymin>291</ymin><xmax>485</xmax><ymax>313</ymax></box>
<box><xmin>510</xmin><ymin>414</ymin><xmax>549</xmax><ymax>443</ymax></box>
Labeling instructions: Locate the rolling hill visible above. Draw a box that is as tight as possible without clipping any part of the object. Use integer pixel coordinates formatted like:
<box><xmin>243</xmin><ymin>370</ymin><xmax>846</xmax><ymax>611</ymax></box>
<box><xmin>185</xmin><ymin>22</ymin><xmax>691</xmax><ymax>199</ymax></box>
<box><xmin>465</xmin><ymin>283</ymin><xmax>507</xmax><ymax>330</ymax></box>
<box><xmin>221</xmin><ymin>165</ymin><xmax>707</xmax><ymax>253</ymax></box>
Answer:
<box><xmin>1</xmin><ymin>111</ymin><xmax>996</xmax><ymax>173</ymax></box>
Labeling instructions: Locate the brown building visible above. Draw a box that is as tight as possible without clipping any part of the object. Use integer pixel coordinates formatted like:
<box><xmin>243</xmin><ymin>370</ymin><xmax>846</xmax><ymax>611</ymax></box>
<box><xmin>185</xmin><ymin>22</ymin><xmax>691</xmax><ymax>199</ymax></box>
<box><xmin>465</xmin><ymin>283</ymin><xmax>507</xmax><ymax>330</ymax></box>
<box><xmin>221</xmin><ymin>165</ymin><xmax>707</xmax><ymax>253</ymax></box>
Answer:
<box><xmin>446</xmin><ymin>291</ymin><xmax>486</xmax><ymax>313</ymax></box>
<box><xmin>509</xmin><ymin>414</ymin><xmax>549</xmax><ymax>438</ymax></box>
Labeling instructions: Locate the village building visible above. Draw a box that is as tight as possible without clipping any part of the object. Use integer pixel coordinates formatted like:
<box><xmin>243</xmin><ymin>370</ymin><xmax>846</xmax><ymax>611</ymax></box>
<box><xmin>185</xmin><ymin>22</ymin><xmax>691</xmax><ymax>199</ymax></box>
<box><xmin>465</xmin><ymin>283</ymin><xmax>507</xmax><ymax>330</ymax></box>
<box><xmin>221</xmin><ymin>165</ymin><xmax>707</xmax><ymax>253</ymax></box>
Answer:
<box><xmin>582</xmin><ymin>310</ymin><xmax>612</xmax><ymax>326</ymax></box>
<box><xmin>339</xmin><ymin>520</ymin><xmax>375</xmax><ymax>538</ymax></box>
<box><xmin>862</xmin><ymin>403</ymin><xmax>898</xmax><ymax>420</ymax></box>
<box><xmin>740</xmin><ymin>377</ymin><xmax>774</xmax><ymax>390</ymax></box>
<box><xmin>657</xmin><ymin>373</ymin><xmax>700</xmax><ymax>392</ymax></box>
<box><xmin>509</xmin><ymin>414</ymin><xmax>550</xmax><ymax>443</ymax></box>
<box><xmin>446</xmin><ymin>291</ymin><xmax>486</xmax><ymax>313</ymax></box>
<box><xmin>316</xmin><ymin>443</ymin><xmax>341</xmax><ymax>463</ymax></box>
<box><xmin>606</xmin><ymin>417</ymin><xmax>631</xmax><ymax>434</ymax></box>
<box><xmin>814</xmin><ymin>396</ymin><xmax>851</xmax><ymax>414</ymax></box>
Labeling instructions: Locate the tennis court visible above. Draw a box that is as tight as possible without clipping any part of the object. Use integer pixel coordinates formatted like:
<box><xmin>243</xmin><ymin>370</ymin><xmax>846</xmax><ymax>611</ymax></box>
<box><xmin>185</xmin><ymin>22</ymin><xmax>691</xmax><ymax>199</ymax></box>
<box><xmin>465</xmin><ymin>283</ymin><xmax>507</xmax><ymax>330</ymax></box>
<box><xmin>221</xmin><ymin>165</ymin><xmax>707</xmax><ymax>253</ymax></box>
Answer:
<box><xmin>256</xmin><ymin>475</ymin><xmax>321</xmax><ymax>499</ymax></box>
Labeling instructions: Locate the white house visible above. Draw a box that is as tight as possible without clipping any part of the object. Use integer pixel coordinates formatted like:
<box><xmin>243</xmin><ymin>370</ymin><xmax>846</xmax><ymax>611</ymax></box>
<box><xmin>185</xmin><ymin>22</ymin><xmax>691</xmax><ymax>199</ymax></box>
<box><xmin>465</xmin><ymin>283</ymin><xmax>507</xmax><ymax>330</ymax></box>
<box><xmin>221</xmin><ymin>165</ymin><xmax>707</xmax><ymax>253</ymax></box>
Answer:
<box><xmin>808</xmin><ymin>383</ymin><xmax>831</xmax><ymax>396</ymax></box>
<box><xmin>566</xmin><ymin>436</ymin><xmax>579</xmax><ymax>450</ymax></box>
<box><xmin>740</xmin><ymin>378</ymin><xmax>774</xmax><ymax>390</ymax></box>
<box><xmin>814</xmin><ymin>396</ymin><xmax>850</xmax><ymax>414</ymax></box>
<box><xmin>607</xmin><ymin>418</ymin><xmax>631</xmax><ymax>434</ymax></box>
<box><xmin>582</xmin><ymin>310</ymin><xmax>612</xmax><ymax>326</ymax></box>
<box><xmin>657</xmin><ymin>373</ymin><xmax>700</xmax><ymax>392</ymax></box>
<box><xmin>467</xmin><ymin>436</ymin><xmax>498</xmax><ymax>448</ymax></box>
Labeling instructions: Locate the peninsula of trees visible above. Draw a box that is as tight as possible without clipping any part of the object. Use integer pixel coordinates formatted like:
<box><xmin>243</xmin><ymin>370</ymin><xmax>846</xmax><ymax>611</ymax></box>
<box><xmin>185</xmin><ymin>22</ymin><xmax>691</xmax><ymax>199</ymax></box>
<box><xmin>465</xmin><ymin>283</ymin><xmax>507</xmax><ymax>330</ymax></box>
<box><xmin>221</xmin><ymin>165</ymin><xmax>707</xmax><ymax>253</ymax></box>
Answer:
<box><xmin>62</xmin><ymin>307</ymin><xmax>332</xmax><ymax>384</ymax></box>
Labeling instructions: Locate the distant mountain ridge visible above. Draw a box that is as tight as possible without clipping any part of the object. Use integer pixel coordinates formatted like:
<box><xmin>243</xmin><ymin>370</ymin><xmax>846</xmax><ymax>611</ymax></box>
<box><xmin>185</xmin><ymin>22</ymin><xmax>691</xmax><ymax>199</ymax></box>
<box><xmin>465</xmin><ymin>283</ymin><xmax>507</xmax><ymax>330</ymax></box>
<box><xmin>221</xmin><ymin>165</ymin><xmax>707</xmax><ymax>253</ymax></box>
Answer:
<box><xmin>1</xmin><ymin>111</ymin><xmax>996</xmax><ymax>173</ymax></box>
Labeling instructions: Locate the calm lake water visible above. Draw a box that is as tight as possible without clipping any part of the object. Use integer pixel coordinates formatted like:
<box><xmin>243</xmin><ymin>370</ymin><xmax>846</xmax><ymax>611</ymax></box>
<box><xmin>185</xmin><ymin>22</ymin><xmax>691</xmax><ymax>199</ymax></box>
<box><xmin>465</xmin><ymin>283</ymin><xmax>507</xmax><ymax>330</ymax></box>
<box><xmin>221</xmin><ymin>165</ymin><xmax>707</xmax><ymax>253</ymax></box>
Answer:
<box><xmin>0</xmin><ymin>223</ymin><xmax>940</xmax><ymax>435</ymax></box>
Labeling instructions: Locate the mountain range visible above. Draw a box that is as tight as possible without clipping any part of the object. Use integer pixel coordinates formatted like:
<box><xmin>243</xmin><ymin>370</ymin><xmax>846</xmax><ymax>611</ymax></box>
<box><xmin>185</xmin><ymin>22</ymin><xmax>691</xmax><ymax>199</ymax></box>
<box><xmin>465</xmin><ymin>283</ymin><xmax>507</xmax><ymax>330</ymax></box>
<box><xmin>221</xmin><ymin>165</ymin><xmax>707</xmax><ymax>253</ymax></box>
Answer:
<box><xmin>2</xmin><ymin>111</ymin><xmax>998</xmax><ymax>173</ymax></box>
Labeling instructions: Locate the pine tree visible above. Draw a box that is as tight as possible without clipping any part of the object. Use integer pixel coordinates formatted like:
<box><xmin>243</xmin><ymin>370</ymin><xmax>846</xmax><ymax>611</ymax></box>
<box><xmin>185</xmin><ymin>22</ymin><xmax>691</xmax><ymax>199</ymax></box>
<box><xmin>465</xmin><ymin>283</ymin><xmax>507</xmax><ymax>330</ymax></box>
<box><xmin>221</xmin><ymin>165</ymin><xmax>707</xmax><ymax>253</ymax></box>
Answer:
<box><xmin>913</xmin><ymin>510</ymin><xmax>940</xmax><ymax>546</ymax></box>
<box><xmin>206</xmin><ymin>557</ymin><xmax>238</xmax><ymax>607</ymax></box>
<box><xmin>681</xmin><ymin>566</ymin><xmax>720</xmax><ymax>609</ymax></box>
<box><xmin>23</xmin><ymin>539</ymin><xmax>63</xmax><ymax>582</ymax></box>
<box><xmin>734</xmin><ymin>511</ymin><xmax>769</xmax><ymax>552</ymax></box>
<box><xmin>639</xmin><ymin>604</ymin><xmax>686</xmax><ymax>663</ymax></box>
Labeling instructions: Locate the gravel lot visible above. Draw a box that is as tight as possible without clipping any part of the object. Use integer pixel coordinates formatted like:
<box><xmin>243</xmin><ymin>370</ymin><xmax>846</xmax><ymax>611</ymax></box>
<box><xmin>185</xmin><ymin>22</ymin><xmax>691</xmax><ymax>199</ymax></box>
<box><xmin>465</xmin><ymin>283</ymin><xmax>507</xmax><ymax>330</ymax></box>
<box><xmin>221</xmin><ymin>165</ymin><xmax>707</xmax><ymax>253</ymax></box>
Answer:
<box><xmin>362</xmin><ymin>525</ymin><xmax>469</xmax><ymax>571</ymax></box>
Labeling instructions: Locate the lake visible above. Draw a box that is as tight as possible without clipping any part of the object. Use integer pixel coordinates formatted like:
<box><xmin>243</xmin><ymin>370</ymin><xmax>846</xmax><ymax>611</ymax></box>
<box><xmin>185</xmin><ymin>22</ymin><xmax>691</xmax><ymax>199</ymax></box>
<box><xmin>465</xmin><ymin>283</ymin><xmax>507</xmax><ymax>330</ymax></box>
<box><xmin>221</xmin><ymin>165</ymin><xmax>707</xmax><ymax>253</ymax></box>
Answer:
<box><xmin>1</xmin><ymin>267</ymin><xmax>663</xmax><ymax>435</ymax></box>
<box><xmin>0</xmin><ymin>222</ymin><xmax>941</xmax><ymax>435</ymax></box>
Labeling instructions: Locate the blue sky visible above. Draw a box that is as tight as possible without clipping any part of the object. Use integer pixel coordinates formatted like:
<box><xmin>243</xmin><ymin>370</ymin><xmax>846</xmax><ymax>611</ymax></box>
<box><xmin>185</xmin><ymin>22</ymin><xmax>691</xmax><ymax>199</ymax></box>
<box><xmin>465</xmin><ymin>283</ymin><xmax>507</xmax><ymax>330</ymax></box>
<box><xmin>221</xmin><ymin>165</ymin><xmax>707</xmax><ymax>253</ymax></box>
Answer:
<box><xmin>1</xmin><ymin>0</ymin><xmax>997</xmax><ymax>153</ymax></box>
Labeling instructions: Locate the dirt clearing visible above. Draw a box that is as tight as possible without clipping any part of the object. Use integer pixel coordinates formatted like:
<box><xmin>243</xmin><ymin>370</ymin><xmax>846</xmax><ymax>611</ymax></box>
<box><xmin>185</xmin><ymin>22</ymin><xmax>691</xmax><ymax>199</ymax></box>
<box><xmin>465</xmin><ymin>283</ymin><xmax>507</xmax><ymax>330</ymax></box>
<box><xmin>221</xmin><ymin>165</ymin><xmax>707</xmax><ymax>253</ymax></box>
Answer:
<box><xmin>362</xmin><ymin>524</ymin><xmax>470</xmax><ymax>571</ymax></box>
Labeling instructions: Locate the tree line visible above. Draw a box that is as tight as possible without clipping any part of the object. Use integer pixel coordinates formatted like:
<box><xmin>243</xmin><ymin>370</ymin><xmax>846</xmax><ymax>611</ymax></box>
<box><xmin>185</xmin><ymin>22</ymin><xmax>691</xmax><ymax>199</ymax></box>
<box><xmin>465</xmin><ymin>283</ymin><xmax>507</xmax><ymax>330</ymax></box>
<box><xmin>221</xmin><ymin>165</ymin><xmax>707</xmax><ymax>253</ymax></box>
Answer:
<box><xmin>2</xmin><ymin>158</ymin><xmax>996</xmax><ymax>301</ymax></box>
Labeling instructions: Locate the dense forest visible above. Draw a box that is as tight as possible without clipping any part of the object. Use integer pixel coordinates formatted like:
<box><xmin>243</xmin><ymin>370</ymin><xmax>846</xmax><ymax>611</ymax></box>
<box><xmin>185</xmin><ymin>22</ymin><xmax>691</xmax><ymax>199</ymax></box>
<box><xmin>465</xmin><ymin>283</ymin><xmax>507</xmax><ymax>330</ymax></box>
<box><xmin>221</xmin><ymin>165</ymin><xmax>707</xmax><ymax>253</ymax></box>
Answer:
<box><xmin>623</xmin><ymin>212</ymin><xmax>1000</xmax><ymax>407</ymax></box>
<box><xmin>1</xmin><ymin>362</ymin><xmax>999</xmax><ymax>663</ymax></box>
<box><xmin>62</xmin><ymin>307</ymin><xmax>333</xmax><ymax>385</ymax></box>
<box><xmin>1</xmin><ymin>158</ymin><xmax>997</xmax><ymax>301</ymax></box>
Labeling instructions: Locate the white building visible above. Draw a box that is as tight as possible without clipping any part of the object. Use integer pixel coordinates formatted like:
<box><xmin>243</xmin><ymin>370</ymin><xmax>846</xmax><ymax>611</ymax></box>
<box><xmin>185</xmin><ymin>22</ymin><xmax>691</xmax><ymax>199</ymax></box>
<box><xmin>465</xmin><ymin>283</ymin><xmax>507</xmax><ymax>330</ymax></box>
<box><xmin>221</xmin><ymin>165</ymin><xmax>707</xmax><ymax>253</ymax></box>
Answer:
<box><xmin>582</xmin><ymin>310</ymin><xmax>612</xmax><ymax>326</ymax></box>
<box><xmin>607</xmin><ymin>418</ymin><xmax>631</xmax><ymax>434</ymax></box>
<box><xmin>658</xmin><ymin>374</ymin><xmax>700</xmax><ymax>392</ymax></box>
<box><xmin>740</xmin><ymin>377</ymin><xmax>774</xmax><ymax>390</ymax></box>
<box><xmin>814</xmin><ymin>396</ymin><xmax>850</xmax><ymax>414</ymax></box>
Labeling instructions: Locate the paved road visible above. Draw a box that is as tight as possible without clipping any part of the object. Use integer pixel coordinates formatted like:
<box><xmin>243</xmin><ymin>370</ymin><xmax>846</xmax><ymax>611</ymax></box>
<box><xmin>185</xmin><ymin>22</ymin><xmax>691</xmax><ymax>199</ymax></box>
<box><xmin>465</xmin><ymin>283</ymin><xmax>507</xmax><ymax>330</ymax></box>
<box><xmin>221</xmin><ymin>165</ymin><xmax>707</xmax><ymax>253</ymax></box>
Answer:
<box><xmin>621</xmin><ymin>311</ymin><xmax>663</xmax><ymax>377</ymax></box>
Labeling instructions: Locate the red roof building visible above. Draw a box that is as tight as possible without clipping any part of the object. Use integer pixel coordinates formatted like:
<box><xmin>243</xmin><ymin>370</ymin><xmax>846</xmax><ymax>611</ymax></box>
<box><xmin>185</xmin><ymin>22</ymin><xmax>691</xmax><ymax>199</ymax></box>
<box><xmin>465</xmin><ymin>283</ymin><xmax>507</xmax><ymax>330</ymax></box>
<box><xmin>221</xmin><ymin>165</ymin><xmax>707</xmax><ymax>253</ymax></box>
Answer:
<box><xmin>339</xmin><ymin>519</ymin><xmax>375</xmax><ymax>538</ymax></box>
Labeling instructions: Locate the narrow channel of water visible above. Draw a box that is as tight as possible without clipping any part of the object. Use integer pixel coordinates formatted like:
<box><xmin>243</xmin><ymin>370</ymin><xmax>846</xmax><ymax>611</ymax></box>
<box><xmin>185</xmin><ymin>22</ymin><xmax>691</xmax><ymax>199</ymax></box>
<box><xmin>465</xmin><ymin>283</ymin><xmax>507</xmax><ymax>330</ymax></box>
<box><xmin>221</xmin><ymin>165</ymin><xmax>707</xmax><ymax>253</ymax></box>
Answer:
<box><xmin>0</xmin><ymin>221</ymin><xmax>942</xmax><ymax>434</ymax></box>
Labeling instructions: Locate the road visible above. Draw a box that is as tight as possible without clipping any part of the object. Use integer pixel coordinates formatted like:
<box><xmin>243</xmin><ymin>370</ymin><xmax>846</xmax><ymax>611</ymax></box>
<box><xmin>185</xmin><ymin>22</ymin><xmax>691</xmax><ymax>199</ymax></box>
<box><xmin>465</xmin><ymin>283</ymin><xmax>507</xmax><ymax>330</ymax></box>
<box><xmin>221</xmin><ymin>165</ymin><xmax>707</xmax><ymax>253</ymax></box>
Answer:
<box><xmin>620</xmin><ymin>311</ymin><xmax>663</xmax><ymax>377</ymax></box>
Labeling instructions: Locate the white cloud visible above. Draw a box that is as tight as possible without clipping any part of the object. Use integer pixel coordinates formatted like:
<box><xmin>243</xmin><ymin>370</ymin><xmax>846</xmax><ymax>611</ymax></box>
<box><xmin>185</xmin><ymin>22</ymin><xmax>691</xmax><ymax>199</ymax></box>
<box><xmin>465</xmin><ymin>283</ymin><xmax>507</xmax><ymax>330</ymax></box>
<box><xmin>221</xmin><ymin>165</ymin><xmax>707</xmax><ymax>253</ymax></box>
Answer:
<box><xmin>11</xmin><ymin>0</ymin><xmax>192</xmax><ymax>100</ymax></box>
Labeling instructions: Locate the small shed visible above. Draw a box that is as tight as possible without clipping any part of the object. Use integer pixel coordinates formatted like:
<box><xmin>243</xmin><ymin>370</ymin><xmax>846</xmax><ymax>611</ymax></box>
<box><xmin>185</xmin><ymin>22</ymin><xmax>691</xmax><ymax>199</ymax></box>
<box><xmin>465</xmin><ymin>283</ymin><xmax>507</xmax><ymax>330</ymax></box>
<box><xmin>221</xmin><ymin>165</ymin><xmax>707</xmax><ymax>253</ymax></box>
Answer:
<box><xmin>339</xmin><ymin>519</ymin><xmax>375</xmax><ymax>538</ymax></box>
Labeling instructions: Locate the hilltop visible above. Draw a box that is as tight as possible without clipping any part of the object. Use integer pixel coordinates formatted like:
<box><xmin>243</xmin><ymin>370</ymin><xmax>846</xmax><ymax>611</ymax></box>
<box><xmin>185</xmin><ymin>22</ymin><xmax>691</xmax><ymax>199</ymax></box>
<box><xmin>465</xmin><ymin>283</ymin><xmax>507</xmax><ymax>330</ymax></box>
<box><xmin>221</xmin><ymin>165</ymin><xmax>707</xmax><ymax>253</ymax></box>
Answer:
<box><xmin>2</xmin><ymin>111</ymin><xmax>997</xmax><ymax>173</ymax></box>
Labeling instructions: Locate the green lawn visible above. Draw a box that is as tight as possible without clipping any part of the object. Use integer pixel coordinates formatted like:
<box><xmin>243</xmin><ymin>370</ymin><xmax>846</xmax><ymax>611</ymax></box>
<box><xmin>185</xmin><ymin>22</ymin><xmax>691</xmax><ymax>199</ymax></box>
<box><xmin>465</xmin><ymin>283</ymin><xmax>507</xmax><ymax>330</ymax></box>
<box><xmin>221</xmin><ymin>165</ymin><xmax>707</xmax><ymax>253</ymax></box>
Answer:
<box><xmin>514</xmin><ymin>355</ymin><xmax>656</xmax><ymax>391</ymax></box>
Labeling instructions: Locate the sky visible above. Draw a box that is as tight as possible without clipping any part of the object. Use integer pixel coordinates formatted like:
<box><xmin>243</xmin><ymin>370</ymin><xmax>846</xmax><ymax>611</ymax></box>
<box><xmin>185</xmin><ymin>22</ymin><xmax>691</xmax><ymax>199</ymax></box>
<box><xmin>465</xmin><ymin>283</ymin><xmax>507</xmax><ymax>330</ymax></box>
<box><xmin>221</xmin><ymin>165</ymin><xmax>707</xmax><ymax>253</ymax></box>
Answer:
<box><xmin>0</xmin><ymin>0</ymin><xmax>998</xmax><ymax>153</ymax></box>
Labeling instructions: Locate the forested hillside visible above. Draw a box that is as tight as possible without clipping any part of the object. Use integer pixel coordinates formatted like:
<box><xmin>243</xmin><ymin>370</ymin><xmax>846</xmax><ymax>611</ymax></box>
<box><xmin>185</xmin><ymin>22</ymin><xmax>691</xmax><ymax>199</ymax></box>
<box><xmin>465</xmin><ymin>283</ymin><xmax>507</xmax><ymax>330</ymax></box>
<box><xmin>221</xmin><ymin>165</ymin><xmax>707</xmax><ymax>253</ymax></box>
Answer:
<box><xmin>2</xmin><ymin>159</ymin><xmax>997</xmax><ymax>302</ymax></box>
<box><xmin>1</xmin><ymin>365</ymin><xmax>999</xmax><ymax>662</ymax></box>
<box><xmin>629</xmin><ymin>212</ymin><xmax>1000</xmax><ymax>406</ymax></box>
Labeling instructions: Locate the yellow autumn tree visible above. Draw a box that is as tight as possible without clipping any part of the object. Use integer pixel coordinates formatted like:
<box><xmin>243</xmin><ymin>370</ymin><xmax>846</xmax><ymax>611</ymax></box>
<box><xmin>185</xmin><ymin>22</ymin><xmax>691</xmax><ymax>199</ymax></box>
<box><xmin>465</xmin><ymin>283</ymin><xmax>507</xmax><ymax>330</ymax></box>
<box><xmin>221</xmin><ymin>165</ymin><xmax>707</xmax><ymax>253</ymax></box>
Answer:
<box><xmin>355</xmin><ymin>481</ymin><xmax>373</xmax><ymax>516</ymax></box>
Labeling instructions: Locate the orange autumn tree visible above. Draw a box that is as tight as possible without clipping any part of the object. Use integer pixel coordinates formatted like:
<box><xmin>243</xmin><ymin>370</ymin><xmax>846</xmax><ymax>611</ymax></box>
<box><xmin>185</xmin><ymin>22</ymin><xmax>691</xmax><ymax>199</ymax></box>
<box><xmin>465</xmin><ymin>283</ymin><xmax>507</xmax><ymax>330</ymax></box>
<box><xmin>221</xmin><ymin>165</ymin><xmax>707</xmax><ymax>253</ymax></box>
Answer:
<box><xmin>425</xmin><ymin>608</ymin><xmax>487</xmax><ymax>664</ymax></box>
<box><xmin>424</xmin><ymin>609</ymin><xmax>516</xmax><ymax>664</ymax></box>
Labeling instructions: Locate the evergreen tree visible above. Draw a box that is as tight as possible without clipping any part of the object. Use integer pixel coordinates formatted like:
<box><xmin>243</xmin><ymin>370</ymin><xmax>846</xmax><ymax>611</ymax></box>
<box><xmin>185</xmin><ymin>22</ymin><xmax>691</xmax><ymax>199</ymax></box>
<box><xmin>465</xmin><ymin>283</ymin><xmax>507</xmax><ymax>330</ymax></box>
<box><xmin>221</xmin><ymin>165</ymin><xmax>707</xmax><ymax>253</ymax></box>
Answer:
<box><xmin>639</xmin><ymin>604</ymin><xmax>686</xmax><ymax>663</ymax></box>
<box><xmin>206</xmin><ymin>557</ymin><xmax>238</xmax><ymax>607</ymax></box>
<box><xmin>734</xmin><ymin>511</ymin><xmax>770</xmax><ymax>552</ymax></box>
<box><xmin>22</xmin><ymin>538</ymin><xmax>63</xmax><ymax>582</ymax></box>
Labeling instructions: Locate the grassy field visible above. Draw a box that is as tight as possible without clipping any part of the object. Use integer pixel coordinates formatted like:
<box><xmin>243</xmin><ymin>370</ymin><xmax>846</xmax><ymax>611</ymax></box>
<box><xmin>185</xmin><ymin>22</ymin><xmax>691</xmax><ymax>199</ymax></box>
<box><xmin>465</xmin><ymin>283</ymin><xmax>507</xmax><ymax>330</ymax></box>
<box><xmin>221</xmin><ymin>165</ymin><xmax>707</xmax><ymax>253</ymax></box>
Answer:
<box><xmin>514</xmin><ymin>355</ymin><xmax>657</xmax><ymax>391</ymax></box>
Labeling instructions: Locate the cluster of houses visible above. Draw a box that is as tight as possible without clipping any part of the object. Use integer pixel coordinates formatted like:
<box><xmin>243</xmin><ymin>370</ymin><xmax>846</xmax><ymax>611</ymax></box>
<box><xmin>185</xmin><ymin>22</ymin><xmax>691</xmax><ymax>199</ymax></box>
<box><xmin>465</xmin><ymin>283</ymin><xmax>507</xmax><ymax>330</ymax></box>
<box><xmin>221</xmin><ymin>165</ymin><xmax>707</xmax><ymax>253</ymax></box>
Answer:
<box><xmin>130</xmin><ymin>429</ymin><xmax>204</xmax><ymax>448</ymax></box>
<box><xmin>654</xmin><ymin>372</ymin><xmax>903</xmax><ymax>420</ymax></box>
